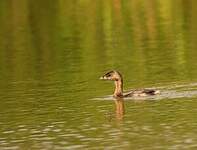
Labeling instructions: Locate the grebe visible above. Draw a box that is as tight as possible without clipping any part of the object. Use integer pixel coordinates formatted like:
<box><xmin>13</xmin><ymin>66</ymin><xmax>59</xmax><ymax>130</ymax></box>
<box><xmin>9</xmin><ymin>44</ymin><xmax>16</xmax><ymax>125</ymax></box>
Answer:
<box><xmin>100</xmin><ymin>70</ymin><xmax>160</xmax><ymax>98</ymax></box>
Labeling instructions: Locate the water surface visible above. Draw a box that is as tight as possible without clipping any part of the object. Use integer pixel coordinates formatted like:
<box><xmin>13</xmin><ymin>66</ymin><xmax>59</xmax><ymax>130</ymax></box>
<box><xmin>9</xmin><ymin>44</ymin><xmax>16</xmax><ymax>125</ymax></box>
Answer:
<box><xmin>0</xmin><ymin>0</ymin><xmax>197</xmax><ymax>149</ymax></box>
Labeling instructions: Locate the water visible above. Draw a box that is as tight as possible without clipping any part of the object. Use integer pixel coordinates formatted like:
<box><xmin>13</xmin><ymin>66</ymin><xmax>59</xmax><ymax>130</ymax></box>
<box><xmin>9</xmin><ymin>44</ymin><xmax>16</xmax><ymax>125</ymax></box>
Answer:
<box><xmin>0</xmin><ymin>0</ymin><xmax>197</xmax><ymax>149</ymax></box>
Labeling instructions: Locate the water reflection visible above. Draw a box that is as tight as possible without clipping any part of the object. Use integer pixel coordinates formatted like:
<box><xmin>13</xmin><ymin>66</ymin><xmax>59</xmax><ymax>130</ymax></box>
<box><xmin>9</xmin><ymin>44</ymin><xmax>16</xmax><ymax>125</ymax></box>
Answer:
<box><xmin>0</xmin><ymin>0</ymin><xmax>197</xmax><ymax>84</ymax></box>
<box><xmin>114</xmin><ymin>98</ymin><xmax>125</xmax><ymax>121</ymax></box>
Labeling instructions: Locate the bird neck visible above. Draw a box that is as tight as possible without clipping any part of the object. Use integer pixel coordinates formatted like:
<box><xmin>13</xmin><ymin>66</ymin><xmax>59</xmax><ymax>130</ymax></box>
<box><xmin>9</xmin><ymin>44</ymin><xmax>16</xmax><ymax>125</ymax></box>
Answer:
<box><xmin>114</xmin><ymin>79</ymin><xmax>123</xmax><ymax>97</ymax></box>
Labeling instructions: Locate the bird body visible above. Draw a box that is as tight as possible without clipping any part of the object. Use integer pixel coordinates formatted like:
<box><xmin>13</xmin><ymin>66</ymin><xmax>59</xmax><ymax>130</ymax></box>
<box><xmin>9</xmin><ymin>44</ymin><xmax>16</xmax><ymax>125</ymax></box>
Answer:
<box><xmin>100</xmin><ymin>70</ymin><xmax>160</xmax><ymax>98</ymax></box>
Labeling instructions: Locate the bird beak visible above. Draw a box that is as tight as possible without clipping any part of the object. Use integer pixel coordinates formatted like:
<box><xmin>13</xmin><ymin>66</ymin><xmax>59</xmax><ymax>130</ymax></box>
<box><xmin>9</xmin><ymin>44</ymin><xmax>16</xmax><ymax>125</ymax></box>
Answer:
<box><xmin>99</xmin><ymin>76</ymin><xmax>107</xmax><ymax>80</ymax></box>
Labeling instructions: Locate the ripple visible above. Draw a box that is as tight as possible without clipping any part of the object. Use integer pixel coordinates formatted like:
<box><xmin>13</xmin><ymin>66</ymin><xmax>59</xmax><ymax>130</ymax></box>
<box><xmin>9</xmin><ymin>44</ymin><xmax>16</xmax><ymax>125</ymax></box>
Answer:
<box><xmin>93</xmin><ymin>82</ymin><xmax>197</xmax><ymax>101</ymax></box>
<box><xmin>65</xmin><ymin>145</ymin><xmax>86</xmax><ymax>149</ymax></box>
<box><xmin>2</xmin><ymin>130</ymin><xmax>15</xmax><ymax>134</ymax></box>
<box><xmin>0</xmin><ymin>146</ymin><xmax>20</xmax><ymax>150</ymax></box>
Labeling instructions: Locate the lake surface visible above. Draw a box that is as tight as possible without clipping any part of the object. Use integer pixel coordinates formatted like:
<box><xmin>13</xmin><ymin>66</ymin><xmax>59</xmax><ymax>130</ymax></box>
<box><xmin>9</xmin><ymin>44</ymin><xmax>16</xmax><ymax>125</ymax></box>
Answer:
<box><xmin>0</xmin><ymin>0</ymin><xmax>197</xmax><ymax>149</ymax></box>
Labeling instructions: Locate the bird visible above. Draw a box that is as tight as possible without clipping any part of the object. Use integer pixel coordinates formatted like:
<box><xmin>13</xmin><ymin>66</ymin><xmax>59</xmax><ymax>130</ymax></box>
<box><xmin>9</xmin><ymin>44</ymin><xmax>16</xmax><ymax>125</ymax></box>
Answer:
<box><xmin>100</xmin><ymin>70</ymin><xmax>160</xmax><ymax>98</ymax></box>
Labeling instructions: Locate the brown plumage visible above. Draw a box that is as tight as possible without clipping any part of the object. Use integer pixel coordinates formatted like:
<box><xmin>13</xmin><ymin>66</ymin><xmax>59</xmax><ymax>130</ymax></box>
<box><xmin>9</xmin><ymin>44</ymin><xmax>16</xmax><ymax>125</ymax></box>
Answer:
<box><xmin>100</xmin><ymin>70</ymin><xmax>160</xmax><ymax>98</ymax></box>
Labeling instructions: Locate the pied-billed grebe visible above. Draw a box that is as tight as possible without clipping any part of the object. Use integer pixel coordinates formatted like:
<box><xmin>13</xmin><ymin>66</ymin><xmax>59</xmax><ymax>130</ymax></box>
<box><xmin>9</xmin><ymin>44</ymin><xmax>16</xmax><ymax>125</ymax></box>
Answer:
<box><xmin>100</xmin><ymin>70</ymin><xmax>160</xmax><ymax>98</ymax></box>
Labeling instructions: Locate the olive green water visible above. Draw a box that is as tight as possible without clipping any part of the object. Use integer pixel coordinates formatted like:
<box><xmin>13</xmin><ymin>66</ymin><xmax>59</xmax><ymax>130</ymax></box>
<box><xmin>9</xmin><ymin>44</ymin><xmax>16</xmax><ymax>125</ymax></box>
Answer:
<box><xmin>0</xmin><ymin>0</ymin><xmax>197</xmax><ymax>149</ymax></box>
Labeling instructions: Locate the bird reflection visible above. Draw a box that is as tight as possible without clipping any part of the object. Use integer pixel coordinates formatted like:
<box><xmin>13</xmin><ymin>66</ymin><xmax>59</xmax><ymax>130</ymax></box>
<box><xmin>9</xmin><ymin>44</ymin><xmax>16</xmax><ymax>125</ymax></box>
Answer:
<box><xmin>114</xmin><ymin>98</ymin><xmax>125</xmax><ymax>120</ymax></box>
<box><xmin>106</xmin><ymin>98</ymin><xmax>125</xmax><ymax>122</ymax></box>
